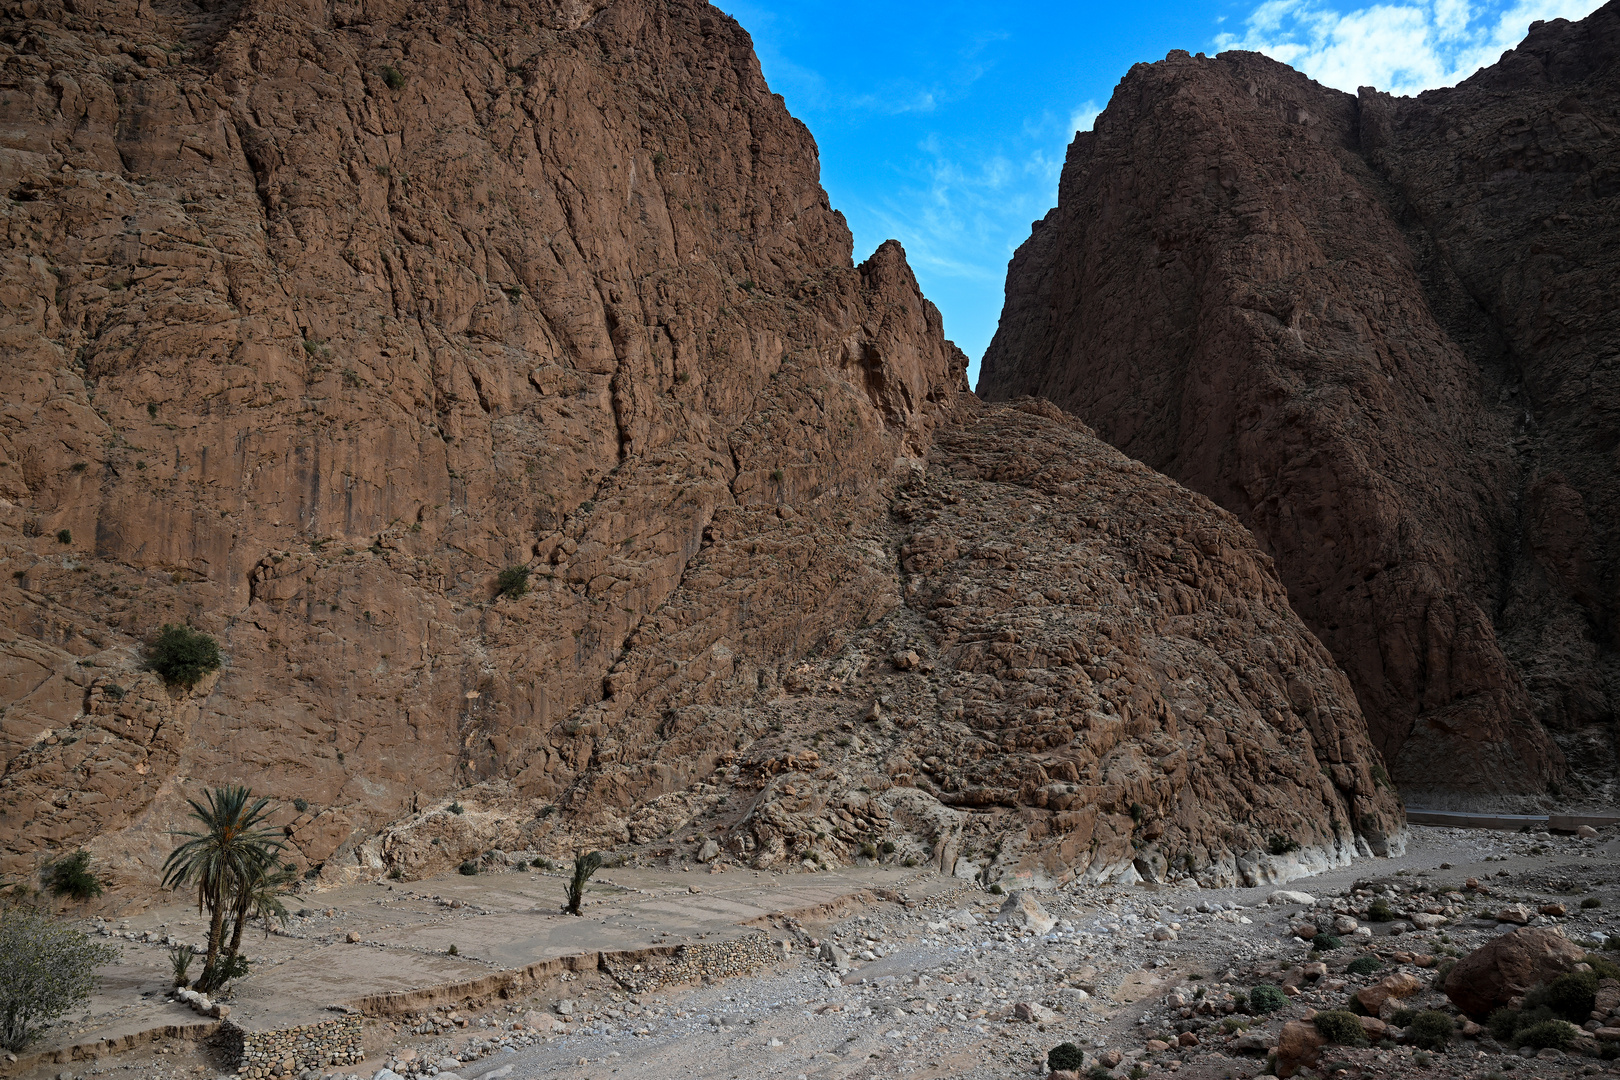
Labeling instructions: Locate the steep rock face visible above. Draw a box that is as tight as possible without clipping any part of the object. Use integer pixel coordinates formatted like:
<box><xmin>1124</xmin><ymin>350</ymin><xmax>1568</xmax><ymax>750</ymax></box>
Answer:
<box><xmin>0</xmin><ymin>0</ymin><xmax>1403</xmax><ymax>888</ymax></box>
<box><xmin>328</xmin><ymin>400</ymin><xmax>1406</xmax><ymax>890</ymax></box>
<box><xmin>981</xmin><ymin>6</ymin><xmax>1620</xmax><ymax>807</ymax></box>
<box><xmin>0</xmin><ymin>0</ymin><xmax>967</xmax><ymax>878</ymax></box>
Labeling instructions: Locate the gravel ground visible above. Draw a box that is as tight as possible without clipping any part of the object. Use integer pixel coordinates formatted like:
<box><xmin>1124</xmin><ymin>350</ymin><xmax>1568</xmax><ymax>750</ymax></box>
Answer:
<box><xmin>33</xmin><ymin>825</ymin><xmax>1620</xmax><ymax>1080</ymax></box>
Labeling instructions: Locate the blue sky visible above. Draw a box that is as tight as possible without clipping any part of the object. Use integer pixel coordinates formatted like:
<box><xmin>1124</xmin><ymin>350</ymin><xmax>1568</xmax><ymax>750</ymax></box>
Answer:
<box><xmin>718</xmin><ymin>0</ymin><xmax>1607</xmax><ymax>385</ymax></box>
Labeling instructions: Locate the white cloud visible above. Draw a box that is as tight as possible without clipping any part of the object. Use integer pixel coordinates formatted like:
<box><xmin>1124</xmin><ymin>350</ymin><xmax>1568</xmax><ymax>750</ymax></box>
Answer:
<box><xmin>1214</xmin><ymin>0</ymin><xmax>1607</xmax><ymax>95</ymax></box>
<box><xmin>1069</xmin><ymin>101</ymin><xmax>1102</xmax><ymax>134</ymax></box>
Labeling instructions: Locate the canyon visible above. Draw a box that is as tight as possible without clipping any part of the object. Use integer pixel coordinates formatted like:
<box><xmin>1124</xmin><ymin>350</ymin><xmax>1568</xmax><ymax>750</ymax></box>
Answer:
<box><xmin>0</xmin><ymin>0</ymin><xmax>1412</xmax><ymax>891</ymax></box>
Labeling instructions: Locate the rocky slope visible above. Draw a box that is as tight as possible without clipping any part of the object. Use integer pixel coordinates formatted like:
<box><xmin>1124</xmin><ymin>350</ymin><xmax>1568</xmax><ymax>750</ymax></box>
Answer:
<box><xmin>980</xmin><ymin>4</ymin><xmax>1620</xmax><ymax>808</ymax></box>
<box><xmin>0</xmin><ymin>0</ymin><xmax>1401</xmax><ymax>888</ymax></box>
<box><xmin>363</xmin><ymin>399</ymin><xmax>1403</xmax><ymax>890</ymax></box>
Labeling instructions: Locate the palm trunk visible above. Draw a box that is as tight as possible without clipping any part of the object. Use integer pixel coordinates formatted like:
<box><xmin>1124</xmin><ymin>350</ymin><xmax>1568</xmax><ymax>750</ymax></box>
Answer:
<box><xmin>200</xmin><ymin>885</ymin><xmax>226</xmax><ymax>988</ymax></box>
<box><xmin>224</xmin><ymin>893</ymin><xmax>250</xmax><ymax>963</ymax></box>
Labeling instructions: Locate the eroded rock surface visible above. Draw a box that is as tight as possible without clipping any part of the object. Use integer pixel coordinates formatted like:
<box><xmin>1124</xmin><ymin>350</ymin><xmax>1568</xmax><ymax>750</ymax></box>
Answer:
<box><xmin>0</xmin><ymin>0</ymin><xmax>1400</xmax><ymax>888</ymax></box>
<box><xmin>980</xmin><ymin>6</ymin><xmax>1620</xmax><ymax>807</ymax></box>
<box><xmin>0</xmin><ymin>0</ymin><xmax>964</xmax><ymax>878</ymax></box>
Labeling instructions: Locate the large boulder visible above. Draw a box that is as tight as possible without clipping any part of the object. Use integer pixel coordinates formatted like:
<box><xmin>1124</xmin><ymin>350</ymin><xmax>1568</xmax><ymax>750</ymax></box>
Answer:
<box><xmin>1274</xmin><ymin>1019</ymin><xmax>1327</xmax><ymax>1078</ymax></box>
<box><xmin>994</xmin><ymin>891</ymin><xmax>1057</xmax><ymax>935</ymax></box>
<box><xmin>1355</xmin><ymin>971</ymin><xmax>1424</xmax><ymax>1013</ymax></box>
<box><xmin>1444</xmin><ymin>927</ymin><xmax>1586</xmax><ymax>1016</ymax></box>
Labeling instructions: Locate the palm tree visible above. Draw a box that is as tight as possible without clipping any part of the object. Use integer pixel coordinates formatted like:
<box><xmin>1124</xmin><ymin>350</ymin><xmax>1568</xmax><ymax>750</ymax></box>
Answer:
<box><xmin>160</xmin><ymin>786</ymin><xmax>285</xmax><ymax>991</ymax></box>
<box><xmin>224</xmin><ymin>858</ymin><xmax>296</xmax><ymax>959</ymax></box>
<box><xmin>564</xmin><ymin>850</ymin><xmax>602</xmax><ymax>916</ymax></box>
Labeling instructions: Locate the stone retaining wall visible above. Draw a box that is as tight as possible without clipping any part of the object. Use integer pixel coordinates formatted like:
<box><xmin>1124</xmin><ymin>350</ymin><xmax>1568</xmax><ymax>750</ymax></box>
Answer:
<box><xmin>228</xmin><ymin>1016</ymin><xmax>364</xmax><ymax>1079</ymax></box>
<box><xmin>602</xmin><ymin>936</ymin><xmax>789</xmax><ymax>994</ymax></box>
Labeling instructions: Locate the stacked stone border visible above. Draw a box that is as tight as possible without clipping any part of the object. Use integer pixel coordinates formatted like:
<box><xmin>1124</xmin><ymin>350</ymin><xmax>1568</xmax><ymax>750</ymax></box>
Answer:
<box><xmin>227</xmin><ymin>1016</ymin><xmax>364</xmax><ymax>1079</ymax></box>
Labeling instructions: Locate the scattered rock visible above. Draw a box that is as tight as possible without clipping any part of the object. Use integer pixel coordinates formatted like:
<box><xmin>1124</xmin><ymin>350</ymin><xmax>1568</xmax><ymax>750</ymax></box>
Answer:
<box><xmin>1269</xmin><ymin>891</ymin><xmax>1316</xmax><ymax>907</ymax></box>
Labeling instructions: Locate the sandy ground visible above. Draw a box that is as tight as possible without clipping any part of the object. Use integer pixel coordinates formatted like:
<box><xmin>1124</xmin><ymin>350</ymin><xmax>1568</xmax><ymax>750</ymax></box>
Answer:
<box><xmin>13</xmin><ymin>825</ymin><xmax>1620</xmax><ymax>1080</ymax></box>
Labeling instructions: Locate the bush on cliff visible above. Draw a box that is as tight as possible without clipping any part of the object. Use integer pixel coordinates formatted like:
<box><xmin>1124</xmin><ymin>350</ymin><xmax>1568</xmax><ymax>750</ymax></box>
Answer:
<box><xmin>147</xmin><ymin>624</ymin><xmax>222</xmax><ymax>689</ymax></box>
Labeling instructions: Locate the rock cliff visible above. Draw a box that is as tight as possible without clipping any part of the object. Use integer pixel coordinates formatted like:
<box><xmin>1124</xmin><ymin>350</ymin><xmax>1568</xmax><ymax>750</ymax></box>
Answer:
<box><xmin>981</xmin><ymin>4</ymin><xmax>1620</xmax><ymax>808</ymax></box>
<box><xmin>0</xmin><ymin>0</ymin><xmax>1402</xmax><ymax>888</ymax></box>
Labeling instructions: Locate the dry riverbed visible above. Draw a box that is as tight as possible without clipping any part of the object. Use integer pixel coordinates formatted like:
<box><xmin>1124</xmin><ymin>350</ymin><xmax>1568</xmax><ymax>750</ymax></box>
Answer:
<box><xmin>13</xmin><ymin>825</ymin><xmax>1620</xmax><ymax>1080</ymax></box>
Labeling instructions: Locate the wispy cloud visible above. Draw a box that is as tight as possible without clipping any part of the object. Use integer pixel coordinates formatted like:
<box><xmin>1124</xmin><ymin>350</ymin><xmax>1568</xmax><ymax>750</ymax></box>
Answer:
<box><xmin>847</xmin><ymin>105</ymin><xmax>1087</xmax><ymax>286</ymax></box>
<box><xmin>1215</xmin><ymin>0</ymin><xmax>1607</xmax><ymax>95</ymax></box>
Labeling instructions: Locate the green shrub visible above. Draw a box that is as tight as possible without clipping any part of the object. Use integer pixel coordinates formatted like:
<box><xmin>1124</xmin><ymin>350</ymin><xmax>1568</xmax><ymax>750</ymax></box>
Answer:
<box><xmin>55</xmin><ymin>529</ymin><xmax>71</xmax><ymax>545</ymax></box>
<box><xmin>1047</xmin><ymin>1042</ymin><xmax>1085</xmax><ymax>1071</ymax></box>
<box><xmin>1313</xmin><ymin>1010</ymin><xmax>1368</xmax><ymax>1046</ymax></box>
<box><xmin>42</xmin><ymin>850</ymin><xmax>103</xmax><ymax>902</ymax></box>
<box><xmin>1345</xmin><ymin>955</ymin><xmax>1381</xmax><ymax>976</ymax></box>
<box><xmin>147</xmin><ymin>624</ymin><xmax>222</xmax><ymax>688</ymax></box>
<box><xmin>458</xmin><ymin>860</ymin><xmax>479</xmax><ymax>876</ymax></box>
<box><xmin>1390</xmin><ymin>1008</ymin><xmax>1416</xmax><ymax>1027</ymax></box>
<box><xmin>1585</xmin><ymin>953</ymin><xmax>1620</xmax><ymax>980</ymax></box>
<box><xmin>1407</xmin><ymin>1011</ymin><xmax>1454</xmax><ymax>1050</ymax></box>
<box><xmin>531</xmin><ymin>858</ymin><xmax>549</xmax><ymax>869</ymax></box>
<box><xmin>1367</xmin><ymin>898</ymin><xmax>1395</xmax><ymax>922</ymax></box>
<box><xmin>881</xmin><ymin>840</ymin><xmax>896</xmax><ymax>854</ymax></box>
<box><xmin>447</xmin><ymin>944</ymin><xmax>458</xmax><ymax>956</ymax></box>
<box><xmin>1268</xmin><ymin>835</ymin><xmax>1301</xmax><ymax>856</ymax></box>
<box><xmin>1487</xmin><ymin>1007</ymin><xmax>1520</xmax><ymax>1042</ymax></box>
<box><xmin>0</xmin><ymin>909</ymin><xmax>121</xmax><ymax>1050</ymax></box>
<box><xmin>1583</xmin><ymin>897</ymin><xmax>1604</xmax><ymax>909</ymax></box>
<box><xmin>1514</xmin><ymin>1019</ymin><xmax>1577</xmax><ymax>1050</ymax></box>
<box><xmin>988</xmin><ymin>883</ymin><xmax>1004</xmax><ymax>895</ymax></box>
<box><xmin>381</xmin><ymin>65</ymin><xmax>405</xmax><ymax>90</ymax></box>
<box><xmin>1539</xmin><ymin>970</ymin><xmax>1597</xmax><ymax>1021</ymax></box>
<box><xmin>859</xmin><ymin>842</ymin><xmax>877</xmax><ymax>859</ymax></box>
<box><xmin>1248</xmin><ymin>984</ymin><xmax>1287</xmax><ymax>1014</ymax></box>
<box><xmin>1314</xmin><ymin>933</ymin><xmax>1344</xmax><ymax>951</ymax></box>
<box><xmin>495</xmin><ymin>565</ymin><xmax>530</xmax><ymax>599</ymax></box>
<box><xmin>293</xmin><ymin>798</ymin><xmax>309</xmax><ymax>813</ymax></box>
<box><xmin>448</xmin><ymin>801</ymin><xmax>464</xmax><ymax>815</ymax></box>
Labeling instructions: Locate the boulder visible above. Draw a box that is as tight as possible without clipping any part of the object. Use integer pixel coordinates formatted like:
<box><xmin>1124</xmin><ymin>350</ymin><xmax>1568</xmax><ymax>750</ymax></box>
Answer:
<box><xmin>1269</xmin><ymin>891</ymin><xmax>1316</xmax><ymax>906</ymax></box>
<box><xmin>818</xmin><ymin>942</ymin><xmax>852</xmax><ymax>972</ymax></box>
<box><xmin>1410</xmin><ymin>913</ymin><xmax>1445</xmax><ymax>931</ymax></box>
<box><xmin>1356</xmin><ymin>972</ymin><xmax>1424</xmax><ymax>1013</ymax></box>
<box><xmin>1444</xmin><ymin>927</ymin><xmax>1587</xmax><ymax>1016</ymax></box>
<box><xmin>1015</xmin><ymin>1001</ymin><xmax>1055</xmax><ymax>1023</ymax></box>
<box><xmin>995</xmin><ymin>891</ymin><xmax>1057</xmax><ymax>935</ymax></box>
<box><xmin>1275</xmin><ymin>1020</ymin><xmax>1326</xmax><ymax>1078</ymax></box>
<box><xmin>1497</xmin><ymin>905</ymin><xmax>1532</xmax><ymax>925</ymax></box>
<box><xmin>696</xmin><ymin>840</ymin><xmax>721</xmax><ymax>863</ymax></box>
<box><xmin>1578</xmin><ymin>826</ymin><xmax>1599</xmax><ymax>839</ymax></box>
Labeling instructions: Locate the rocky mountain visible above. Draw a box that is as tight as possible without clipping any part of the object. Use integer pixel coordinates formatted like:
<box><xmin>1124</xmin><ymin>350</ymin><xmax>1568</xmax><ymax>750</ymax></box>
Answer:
<box><xmin>981</xmin><ymin>3</ymin><xmax>1620</xmax><ymax>809</ymax></box>
<box><xmin>0</xmin><ymin>0</ymin><xmax>1400</xmax><ymax>891</ymax></box>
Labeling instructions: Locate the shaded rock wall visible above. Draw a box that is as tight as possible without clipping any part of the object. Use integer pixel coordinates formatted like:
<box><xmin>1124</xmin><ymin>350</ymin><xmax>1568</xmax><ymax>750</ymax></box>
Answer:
<box><xmin>980</xmin><ymin>5</ymin><xmax>1620</xmax><ymax>808</ymax></box>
